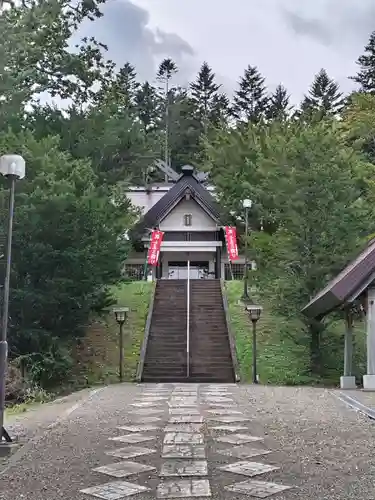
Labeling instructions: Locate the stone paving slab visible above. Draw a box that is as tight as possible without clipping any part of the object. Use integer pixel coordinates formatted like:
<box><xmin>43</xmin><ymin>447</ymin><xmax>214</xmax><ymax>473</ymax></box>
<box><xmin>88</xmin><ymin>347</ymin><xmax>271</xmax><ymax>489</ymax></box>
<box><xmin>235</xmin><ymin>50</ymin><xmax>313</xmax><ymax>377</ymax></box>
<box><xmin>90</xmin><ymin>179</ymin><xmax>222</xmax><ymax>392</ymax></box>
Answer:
<box><xmin>1</xmin><ymin>384</ymin><xmax>375</xmax><ymax>500</ymax></box>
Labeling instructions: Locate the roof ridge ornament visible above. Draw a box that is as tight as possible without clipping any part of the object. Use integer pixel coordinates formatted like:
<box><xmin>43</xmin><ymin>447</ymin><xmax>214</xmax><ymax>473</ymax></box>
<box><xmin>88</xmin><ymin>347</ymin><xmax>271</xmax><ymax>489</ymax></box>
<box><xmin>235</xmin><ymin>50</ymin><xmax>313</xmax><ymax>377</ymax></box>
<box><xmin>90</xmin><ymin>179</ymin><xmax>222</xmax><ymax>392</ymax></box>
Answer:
<box><xmin>181</xmin><ymin>165</ymin><xmax>194</xmax><ymax>176</ymax></box>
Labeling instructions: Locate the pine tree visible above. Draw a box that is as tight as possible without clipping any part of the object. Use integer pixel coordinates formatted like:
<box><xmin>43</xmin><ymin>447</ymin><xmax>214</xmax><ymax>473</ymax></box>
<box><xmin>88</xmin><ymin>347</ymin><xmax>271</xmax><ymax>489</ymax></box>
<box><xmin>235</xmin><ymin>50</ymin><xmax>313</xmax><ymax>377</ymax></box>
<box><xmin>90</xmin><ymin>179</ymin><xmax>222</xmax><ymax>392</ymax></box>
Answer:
<box><xmin>351</xmin><ymin>31</ymin><xmax>375</xmax><ymax>93</ymax></box>
<box><xmin>98</xmin><ymin>62</ymin><xmax>139</xmax><ymax>110</ymax></box>
<box><xmin>267</xmin><ymin>84</ymin><xmax>291</xmax><ymax>120</ymax></box>
<box><xmin>301</xmin><ymin>69</ymin><xmax>344</xmax><ymax>117</ymax></box>
<box><xmin>135</xmin><ymin>81</ymin><xmax>161</xmax><ymax>133</ymax></box>
<box><xmin>232</xmin><ymin>65</ymin><xmax>269</xmax><ymax>123</ymax></box>
<box><xmin>190</xmin><ymin>62</ymin><xmax>222</xmax><ymax>126</ymax></box>
<box><xmin>210</xmin><ymin>93</ymin><xmax>231</xmax><ymax>126</ymax></box>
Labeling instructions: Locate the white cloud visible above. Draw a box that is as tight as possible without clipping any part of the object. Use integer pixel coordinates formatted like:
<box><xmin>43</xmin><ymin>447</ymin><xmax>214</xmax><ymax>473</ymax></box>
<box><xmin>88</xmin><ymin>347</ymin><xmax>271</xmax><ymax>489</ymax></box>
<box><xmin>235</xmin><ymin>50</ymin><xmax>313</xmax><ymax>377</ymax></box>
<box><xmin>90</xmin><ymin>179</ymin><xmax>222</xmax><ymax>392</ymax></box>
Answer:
<box><xmin>72</xmin><ymin>0</ymin><xmax>375</xmax><ymax>102</ymax></box>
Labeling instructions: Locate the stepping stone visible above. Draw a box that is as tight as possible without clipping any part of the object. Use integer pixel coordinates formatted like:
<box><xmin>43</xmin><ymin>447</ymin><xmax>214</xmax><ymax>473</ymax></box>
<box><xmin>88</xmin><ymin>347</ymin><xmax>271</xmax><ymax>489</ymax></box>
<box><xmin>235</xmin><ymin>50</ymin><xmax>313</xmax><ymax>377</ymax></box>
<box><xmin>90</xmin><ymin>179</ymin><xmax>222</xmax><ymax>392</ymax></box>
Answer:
<box><xmin>169</xmin><ymin>408</ymin><xmax>200</xmax><ymax>415</ymax></box>
<box><xmin>165</xmin><ymin>423</ymin><xmax>203</xmax><ymax>433</ymax></box>
<box><xmin>109</xmin><ymin>433</ymin><xmax>155</xmax><ymax>444</ymax></box>
<box><xmin>218</xmin><ymin>461</ymin><xmax>279</xmax><ymax>477</ymax></box>
<box><xmin>157</xmin><ymin>479</ymin><xmax>211</xmax><ymax>498</ymax></box>
<box><xmin>162</xmin><ymin>444</ymin><xmax>206</xmax><ymax>459</ymax></box>
<box><xmin>224</xmin><ymin>479</ymin><xmax>292</xmax><ymax>498</ymax></box>
<box><xmin>142</xmin><ymin>391</ymin><xmax>170</xmax><ymax>395</ymax></box>
<box><xmin>205</xmin><ymin>402</ymin><xmax>234</xmax><ymax>407</ymax></box>
<box><xmin>131</xmin><ymin>416</ymin><xmax>161</xmax><ymax>424</ymax></box>
<box><xmin>129</xmin><ymin>409</ymin><xmax>163</xmax><ymax>416</ymax></box>
<box><xmin>164</xmin><ymin>432</ymin><xmax>204</xmax><ymax>445</ymax></box>
<box><xmin>218</xmin><ymin>445</ymin><xmax>271</xmax><ymax>459</ymax></box>
<box><xmin>93</xmin><ymin>461</ymin><xmax>156</xmax><ymax>478</ymax></box>
<box><xmin>160</xmin><ymin>460</ymin><xmax>208</xmax><ymax>477</ymax></box>
<box><xmin>117</xmin><ymin>425</ymin><xmax>159</xmax><ymax>433</ymax></box>
<box><xmin>172</xmin><ymin>390</ymin><xmax>198</xmax><ymax>394</ymax></box>
<box><xmin>169</xmin><ymin>415</ymin><xmax>203</xmax><ymax>424</ymax></box>
<box><xmin>170</xmin><ymin>400</ymin><xmax>198</xmax><ymax>407</ymax></box>
<box><xmin>106</xmin><ymin>446</ymin><xmax>156</xmax><ymax>459</ymax></box>
<box><xmin>207</xmin><ymin>409</ymin><xmax>242</xmax><ymax>415</ymax></box>
<box><xmin>210</xmin><ymin>425</ymin><xmax>247</xmax><ymax>432</ymax></box>
<box><xmin>216</xmin><ymin>434</ymin><xmax>263</xmax><ymax>445</ymax></box>
<box><xmin>204</xmin><ymin>398</ymin><xmax>233</xmax><ymax>404</ymax></box>
<box><xmin>141</xmin><ymin>389</ymin><xmax>172</xmax><ymax>397</ymax></box>
<box><xmin>204</xmin><ymin>391</ymin><xmax>231</xmax><ymax>394</ymax></box>
<box><xmin>81</xmin><ymin>480</ymin><xmax>150</xmax><ymax>499</ymax></box>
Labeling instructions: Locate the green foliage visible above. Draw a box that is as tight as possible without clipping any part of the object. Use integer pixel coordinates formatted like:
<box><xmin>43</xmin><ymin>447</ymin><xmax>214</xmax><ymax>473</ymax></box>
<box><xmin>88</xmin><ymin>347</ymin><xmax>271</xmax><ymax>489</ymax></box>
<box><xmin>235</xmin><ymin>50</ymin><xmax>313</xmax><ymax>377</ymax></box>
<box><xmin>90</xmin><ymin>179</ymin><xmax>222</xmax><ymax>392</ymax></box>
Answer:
<box><xmin>77</xmin><ymin>282</ymin><xmax>154</xmax><ymax>385</ymax></box>
<box><xmin>190</xmin><ymin>62</ymin><xmax>229</xmax><ymax>127</ymax></box>
<box><xmin>351</xmin><ymin>30</ymin><xmax>375</xmax><ymax>94</ymax></box>
<box><xmin>207</xmin><ymin>118</ymin><xmax>374</xmax><ymax>374</ymax></box>
<box><xmin>232</xmin><ymin>65</ymin><xmax>269</xmax><ymax>124</ymax></box>
<box><xmin>1</xmin><ymin>0</ymin><xmax>375</xmax><ymax>392</ymax></box>
<box><xmin>267</xmin><ymin>84</ymin><xmax>291</xmax><ymax>121</ymax></box>
<box><xmin>300</xmin><ymin>68</ymin><xmax>344</xmax><ymax>118</ymax></box>
<box><xmin>0</xmin><ymin>130</ymin><xmax>133</xmax><ymax>387</ymax></box>
<box><xmin>115</xmin><ymin>282</ymin><xmax>154</xmax><ymax>381</ymax></box>
<box><xmin>225</xmin><ymin>281</ymin><xmax>366</xmax><ymax>386</ymax></box>
<box><xmin>22</xmin><ymin>346</ymin><xmax>74</xmax><ymax>388</ymax></box>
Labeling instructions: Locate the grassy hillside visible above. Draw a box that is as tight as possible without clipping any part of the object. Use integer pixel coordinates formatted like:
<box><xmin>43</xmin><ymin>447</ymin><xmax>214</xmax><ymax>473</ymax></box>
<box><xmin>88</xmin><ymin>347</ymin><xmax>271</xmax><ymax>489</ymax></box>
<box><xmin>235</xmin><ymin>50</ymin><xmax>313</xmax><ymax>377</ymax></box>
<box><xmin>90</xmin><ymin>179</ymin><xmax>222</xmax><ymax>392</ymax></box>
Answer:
<box><xmin>224</xmin><ymin>281</ymin><xmax>366</xmax><ymax>386</ymax></box>
<box><xmin>73</xmin><ymin>281</ymin><xmax>154</xmax><ymax>385</ymax></box>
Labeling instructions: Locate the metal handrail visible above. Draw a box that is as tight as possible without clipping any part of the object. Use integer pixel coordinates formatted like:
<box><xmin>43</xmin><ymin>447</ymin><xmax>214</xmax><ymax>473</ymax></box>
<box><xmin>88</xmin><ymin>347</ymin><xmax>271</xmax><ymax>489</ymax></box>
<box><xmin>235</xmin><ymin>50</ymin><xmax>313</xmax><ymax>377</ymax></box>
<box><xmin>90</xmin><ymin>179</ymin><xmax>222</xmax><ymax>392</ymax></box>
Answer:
<box><xmin>186</xmin><ymin>260</ymin><xmax>190</xmax><ymax>378</ymax></box>
<box><xmin>220</xmin><ymin>279</ymin><xmax>240</xmax><ymax>382</ymax></box>
<box><xmin>136</xmin><ymin>281</ymin><xmax>157</xmax><ymax>382</ymax></box>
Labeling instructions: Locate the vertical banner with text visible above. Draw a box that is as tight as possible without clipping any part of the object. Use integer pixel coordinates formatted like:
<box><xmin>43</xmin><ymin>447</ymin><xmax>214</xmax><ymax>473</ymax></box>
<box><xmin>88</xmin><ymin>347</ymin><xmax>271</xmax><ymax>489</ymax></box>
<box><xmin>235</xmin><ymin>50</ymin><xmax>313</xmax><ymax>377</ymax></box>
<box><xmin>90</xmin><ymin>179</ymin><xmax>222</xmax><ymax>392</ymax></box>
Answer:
<box><xmin>147</xmin><ymin>230</ymin><xmax>164</xmax><ymax>266</ymax></box>
<box><xmin>224</xmin><ymin>226</ymin><xmax>239</xmax><ymax>261</ymax></box>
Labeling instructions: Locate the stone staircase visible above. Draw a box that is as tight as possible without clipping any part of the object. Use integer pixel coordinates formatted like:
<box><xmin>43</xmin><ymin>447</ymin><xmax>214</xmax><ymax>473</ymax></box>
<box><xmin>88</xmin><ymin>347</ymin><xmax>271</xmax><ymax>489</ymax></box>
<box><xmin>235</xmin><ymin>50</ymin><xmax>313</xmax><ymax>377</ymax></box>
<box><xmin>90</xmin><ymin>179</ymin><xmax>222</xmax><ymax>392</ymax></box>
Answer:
<box><xmin>189</xmin><ymin>280</ymin><xmax>235</xmax><ymax>382</ymax></box>
<box><xmin>141</xmin><ymin>278</ymin><xmax>235</xmax><ymax>383</ymax></box>
<box><xmin>141</xmin><ymin>280</ymin><xmax>188</xmax><ymax>382</ymax></box>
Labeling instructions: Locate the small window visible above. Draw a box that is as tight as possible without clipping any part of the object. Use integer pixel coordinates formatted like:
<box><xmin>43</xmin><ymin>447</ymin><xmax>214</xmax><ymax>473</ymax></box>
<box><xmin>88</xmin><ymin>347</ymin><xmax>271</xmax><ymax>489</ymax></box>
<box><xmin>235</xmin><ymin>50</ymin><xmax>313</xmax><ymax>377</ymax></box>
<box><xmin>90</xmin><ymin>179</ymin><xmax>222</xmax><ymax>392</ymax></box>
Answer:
<box><xmin>183</xmin><ymin>214</ymin><xmax>192</xmax><ymax>226</ymax></box>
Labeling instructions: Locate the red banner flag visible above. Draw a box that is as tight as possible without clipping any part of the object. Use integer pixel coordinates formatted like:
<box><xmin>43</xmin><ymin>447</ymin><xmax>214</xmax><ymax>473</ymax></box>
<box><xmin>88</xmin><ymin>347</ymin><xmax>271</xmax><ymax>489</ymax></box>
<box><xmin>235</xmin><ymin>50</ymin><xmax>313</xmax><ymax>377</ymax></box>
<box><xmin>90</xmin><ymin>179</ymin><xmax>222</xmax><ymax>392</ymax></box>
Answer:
<box><xmin>147</xmin><ymin>230</ymin><xmax>164</xmax><ymax>266</ymax></box>
<box><xmin>224</xmin><ymin>226</ymin><xmax>239</xmax><ymax>261</ymax></box>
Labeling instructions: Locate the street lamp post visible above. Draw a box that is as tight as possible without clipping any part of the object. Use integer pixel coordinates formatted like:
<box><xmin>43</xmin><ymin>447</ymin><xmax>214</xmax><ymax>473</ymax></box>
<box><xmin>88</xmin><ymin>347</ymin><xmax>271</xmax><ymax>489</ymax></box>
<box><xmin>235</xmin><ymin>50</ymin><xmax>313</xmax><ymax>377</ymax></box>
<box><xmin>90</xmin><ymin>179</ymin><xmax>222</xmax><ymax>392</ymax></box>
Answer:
<box><xmin>113</xmin><ymin>307</ymin><xmax>129</xmax><ymax>383</ymax></box>
<box><xmin>246</xmin><ymin>304</ymin><xmax>263</xmax><ymax>384</ymax></box>
<box><xmin>0</xmin><ymin>155</ymin><xmax>25</xmax><ymax>446</ymax></box>
<box><xmin>242</xmin><ymin>199</ymin><xmax>252</xmax><ymax>301</ymax></box>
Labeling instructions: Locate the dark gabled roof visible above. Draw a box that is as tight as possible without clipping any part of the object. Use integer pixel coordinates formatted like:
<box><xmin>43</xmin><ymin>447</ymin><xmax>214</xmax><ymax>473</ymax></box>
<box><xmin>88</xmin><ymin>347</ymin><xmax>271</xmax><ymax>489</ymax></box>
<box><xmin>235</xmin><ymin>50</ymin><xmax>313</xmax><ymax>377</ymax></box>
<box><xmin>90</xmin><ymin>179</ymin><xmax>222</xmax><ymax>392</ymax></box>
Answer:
<box><xmin>130</xmin><ymin>165</ymin><xmax>224</xmax><ymax>240</ymax></box>
<box><xmin>302</xmin><ymin>238</ymin><xmax>375</xmax><ymax>319</ymax></box>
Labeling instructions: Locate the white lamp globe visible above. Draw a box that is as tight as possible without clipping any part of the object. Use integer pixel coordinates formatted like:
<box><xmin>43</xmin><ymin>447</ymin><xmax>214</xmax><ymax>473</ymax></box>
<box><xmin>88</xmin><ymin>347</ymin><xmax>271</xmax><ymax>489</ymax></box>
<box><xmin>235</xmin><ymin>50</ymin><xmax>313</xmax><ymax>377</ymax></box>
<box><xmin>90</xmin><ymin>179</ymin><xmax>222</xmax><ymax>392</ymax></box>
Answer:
<box><xmin>0</xmin><ymin>155</ymin><xmax>26</xmax><ymax>179</ymax></box>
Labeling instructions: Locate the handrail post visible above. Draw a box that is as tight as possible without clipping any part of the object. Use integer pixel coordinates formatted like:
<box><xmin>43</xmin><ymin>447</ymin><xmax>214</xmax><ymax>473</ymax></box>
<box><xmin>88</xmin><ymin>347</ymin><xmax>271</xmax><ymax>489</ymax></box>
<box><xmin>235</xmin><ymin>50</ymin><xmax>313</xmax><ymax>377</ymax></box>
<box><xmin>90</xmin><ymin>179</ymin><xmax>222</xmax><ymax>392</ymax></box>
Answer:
<box><xmin>187</xmin><ymin>259</ymin><xmax>190</xmax><ymax>378</ymax></box>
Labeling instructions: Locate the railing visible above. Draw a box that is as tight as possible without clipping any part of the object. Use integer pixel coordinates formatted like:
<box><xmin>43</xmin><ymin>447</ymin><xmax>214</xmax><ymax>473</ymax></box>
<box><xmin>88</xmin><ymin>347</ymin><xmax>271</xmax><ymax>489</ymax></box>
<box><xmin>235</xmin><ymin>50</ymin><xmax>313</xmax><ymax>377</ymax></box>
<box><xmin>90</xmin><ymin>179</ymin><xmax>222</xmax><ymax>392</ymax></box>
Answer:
<box><xmin>186</xmin><ymin>260</ymin><xmax>190</xmax><ymax>378</ymax></box>
<box><xmin>136</xmin><ymin>281</ymin><xmax>157</xmax><ymax>382</ymax></box>
<box><xmin>220</xmin><ymin>279</ymin><xmax>240</xmax><ymax>382</ymax></box>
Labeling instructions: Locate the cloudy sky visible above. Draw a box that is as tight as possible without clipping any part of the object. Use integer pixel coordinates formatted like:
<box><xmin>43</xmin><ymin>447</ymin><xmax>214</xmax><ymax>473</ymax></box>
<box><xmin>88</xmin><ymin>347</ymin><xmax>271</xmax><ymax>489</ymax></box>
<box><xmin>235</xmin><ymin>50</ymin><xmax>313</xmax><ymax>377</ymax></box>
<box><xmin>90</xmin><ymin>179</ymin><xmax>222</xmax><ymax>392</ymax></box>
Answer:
<box><xmin>78</xmin><ymin>0</ymin><xmax>375</xmax><ymax>103</ymax></box>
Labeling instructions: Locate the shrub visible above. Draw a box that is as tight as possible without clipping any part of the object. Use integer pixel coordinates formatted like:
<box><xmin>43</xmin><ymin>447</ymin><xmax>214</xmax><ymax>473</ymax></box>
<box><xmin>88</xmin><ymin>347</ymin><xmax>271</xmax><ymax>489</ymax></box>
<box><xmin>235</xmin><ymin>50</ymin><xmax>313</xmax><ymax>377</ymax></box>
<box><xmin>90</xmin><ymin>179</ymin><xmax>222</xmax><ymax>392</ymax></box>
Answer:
<box><xmin>5</xmin><ymin>364</ymin><xmax>27</xmax><ymax>403</ymax></box>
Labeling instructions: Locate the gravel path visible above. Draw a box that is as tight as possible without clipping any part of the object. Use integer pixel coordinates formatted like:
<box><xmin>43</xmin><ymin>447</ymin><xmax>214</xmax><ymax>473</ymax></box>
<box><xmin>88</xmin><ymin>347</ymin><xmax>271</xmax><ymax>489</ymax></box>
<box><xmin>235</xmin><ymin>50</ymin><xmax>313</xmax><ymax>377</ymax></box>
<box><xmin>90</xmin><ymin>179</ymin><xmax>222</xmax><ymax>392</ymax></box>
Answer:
<box><xmin>4</xmin><ymin>387</ymin><xmax>102</xmax><ymax>443</ymax></box>
<box><xmin>0</xmin><ymin>384</ymin><xmax>373</xmax><ymax>500</ymax></box>
<box><xmin>233</xmin><ymin>386</ymin><xmax>375</xmax><ymax>500</ymax></box>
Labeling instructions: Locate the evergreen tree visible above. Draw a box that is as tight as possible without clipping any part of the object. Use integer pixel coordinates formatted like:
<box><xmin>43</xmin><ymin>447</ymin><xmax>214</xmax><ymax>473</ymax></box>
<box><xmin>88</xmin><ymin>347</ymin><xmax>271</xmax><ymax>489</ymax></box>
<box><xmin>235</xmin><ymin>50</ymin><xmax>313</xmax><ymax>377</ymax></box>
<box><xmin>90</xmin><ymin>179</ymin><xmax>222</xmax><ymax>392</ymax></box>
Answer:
<box><xmin>210</xmin><ymin>93</ymin><xmax>231</xmax><ymax>126</ymax></box>
<box><xmin>301</xmin><ymin>69</ymin><xmax>344</xmax><ymax>117</ymax></box>
<box><xmin>135</xmin><ymin>81</ymin><xmax>161</xmax><ymax>134</ymax></box>
<box><xmin>267</xmin><ymin>84</ymin><xmax>291</xmax><ymax>120</ymax></box>
<box><xmin>190</xmin><ymin>62</ymin><xmax>222</xmax><ymax>126</ymax></box>
<box><xmin>167</xmin><ymin>88</ymin><xmax>202</xmax><ymax>169</ymax></box>
<box><xmin>351</xmin><ymin>31</ymin><xmax>375</xmax><ymax>93</ymax></box>
<box><xmin>204</xmin><ymin>118</ymin><xmax>372</xmax><ymax>373</ymax></box>
<box><xmin>94</xmin><ymin>62</ymin><xmax>139</xmax><ymax>113</ymax></box>
<box><xmin>232</xmin><ymin>65</ymin><xmax>269</xmax><ymax>123</ymax></box>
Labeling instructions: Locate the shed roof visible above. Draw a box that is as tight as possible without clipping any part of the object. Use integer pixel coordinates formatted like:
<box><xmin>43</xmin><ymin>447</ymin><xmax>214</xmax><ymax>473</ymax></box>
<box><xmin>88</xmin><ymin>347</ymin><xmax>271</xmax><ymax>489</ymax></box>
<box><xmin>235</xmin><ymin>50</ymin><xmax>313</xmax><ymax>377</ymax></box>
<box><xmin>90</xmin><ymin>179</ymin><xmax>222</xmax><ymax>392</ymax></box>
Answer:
<box><xmin>130</xmin><ymin>165</ymin><xmax>224</xmax><ymax>240</ymax></box>
<box><xmin>302</xmin><ymin>238</ymin><xmax>375</xmax><ymax>318</ymax></box>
